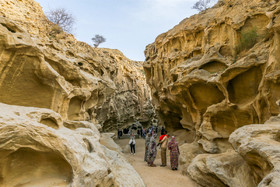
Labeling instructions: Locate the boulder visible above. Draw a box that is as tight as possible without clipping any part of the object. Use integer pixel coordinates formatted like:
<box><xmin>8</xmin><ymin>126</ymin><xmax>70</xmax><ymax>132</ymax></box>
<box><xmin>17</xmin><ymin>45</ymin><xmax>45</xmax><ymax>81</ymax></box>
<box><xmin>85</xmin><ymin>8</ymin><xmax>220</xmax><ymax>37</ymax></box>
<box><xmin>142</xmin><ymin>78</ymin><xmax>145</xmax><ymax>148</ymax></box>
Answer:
<box><xmin>0</xmin><ymin>102</ymin><xmax>145</xmax><ymax>187</ymax></box>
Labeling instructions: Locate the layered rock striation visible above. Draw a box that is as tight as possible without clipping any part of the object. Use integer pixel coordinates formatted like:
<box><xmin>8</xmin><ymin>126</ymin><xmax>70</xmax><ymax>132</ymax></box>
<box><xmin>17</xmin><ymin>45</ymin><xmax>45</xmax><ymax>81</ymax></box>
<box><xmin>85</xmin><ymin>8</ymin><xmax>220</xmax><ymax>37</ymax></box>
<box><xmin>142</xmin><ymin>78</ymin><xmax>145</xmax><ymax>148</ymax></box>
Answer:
<box><xmin>144</xmin><ymin>0</ymin><xmax>280</xmax><ymax>186</ymax></box>
<box><xmin>0</xmin><ymin>0</ymin><xmax>151</xmax><ymax>186</ymax></box>
<box><xmin>0</xmin><ymin>0</ymin><xmax>154</xmax><ymax>132</ymax></box>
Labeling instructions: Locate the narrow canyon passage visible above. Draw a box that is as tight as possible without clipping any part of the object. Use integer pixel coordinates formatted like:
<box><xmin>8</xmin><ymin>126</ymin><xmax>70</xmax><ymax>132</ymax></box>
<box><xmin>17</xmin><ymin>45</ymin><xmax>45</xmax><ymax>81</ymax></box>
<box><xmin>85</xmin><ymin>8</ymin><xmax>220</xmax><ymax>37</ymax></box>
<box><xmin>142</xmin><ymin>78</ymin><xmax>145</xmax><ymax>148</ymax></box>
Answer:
<box><xmin>115</xmin><ymin>138</ymin><xmax>196</xmax><ymax>187</ymax></box>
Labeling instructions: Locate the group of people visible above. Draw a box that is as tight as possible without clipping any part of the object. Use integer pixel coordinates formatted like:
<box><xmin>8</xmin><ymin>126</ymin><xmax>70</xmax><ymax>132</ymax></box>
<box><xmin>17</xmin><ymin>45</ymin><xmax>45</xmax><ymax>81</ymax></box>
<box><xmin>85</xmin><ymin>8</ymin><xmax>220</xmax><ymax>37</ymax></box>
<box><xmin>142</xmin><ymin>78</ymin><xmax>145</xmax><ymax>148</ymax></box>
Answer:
<box><xmin>143</xmin><ymin>130</ymin><xmax>180</xmax><ymax>170</ymax></box>
<box><xmin>127</xmin><ymin>124</ymin><xmax>180</xmax><ymax>170</ymax></box>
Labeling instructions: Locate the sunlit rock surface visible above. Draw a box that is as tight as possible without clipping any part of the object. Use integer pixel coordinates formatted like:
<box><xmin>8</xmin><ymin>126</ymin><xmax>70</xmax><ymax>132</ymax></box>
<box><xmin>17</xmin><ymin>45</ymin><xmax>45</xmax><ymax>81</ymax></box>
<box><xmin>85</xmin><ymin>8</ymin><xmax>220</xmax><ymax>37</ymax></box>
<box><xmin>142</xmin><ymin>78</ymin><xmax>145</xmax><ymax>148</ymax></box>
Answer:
<box><xmin>144</xmin><ymin>0</ymin><xmax>280</xmax><ymax>186</ymax></box>
<box><xmin>0</xmin><ymin>0</ymin><xmax>154</xmax><ymax>132</ymax></box>
<box><xmin>0</xmin><ymin>103</ymin><xmax>145</xmax><ymax>187</ymax></box>
<box><xmin>0</xmin><ymin>0</ymin><xmax>150</xmax><ymax>186</ymax></box>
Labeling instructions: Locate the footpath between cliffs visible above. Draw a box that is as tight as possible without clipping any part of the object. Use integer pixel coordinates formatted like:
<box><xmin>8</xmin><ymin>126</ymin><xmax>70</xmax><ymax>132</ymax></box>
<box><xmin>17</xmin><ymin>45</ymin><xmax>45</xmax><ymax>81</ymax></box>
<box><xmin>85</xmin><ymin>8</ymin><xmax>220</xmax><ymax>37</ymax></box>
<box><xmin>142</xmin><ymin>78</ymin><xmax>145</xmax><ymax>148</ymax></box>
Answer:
<box><xmin>115</xmin><ymin>138</ymin><xmax>197</xmax><ymax>187</ymax></box>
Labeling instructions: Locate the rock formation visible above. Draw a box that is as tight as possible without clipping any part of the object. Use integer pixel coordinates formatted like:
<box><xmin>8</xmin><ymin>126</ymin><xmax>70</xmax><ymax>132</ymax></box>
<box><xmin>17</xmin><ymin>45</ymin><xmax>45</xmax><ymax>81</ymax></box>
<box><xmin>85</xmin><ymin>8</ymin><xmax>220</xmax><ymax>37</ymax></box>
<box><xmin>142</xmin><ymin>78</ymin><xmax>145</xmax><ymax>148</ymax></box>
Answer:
<box><xmin>0</xmin><ymin>0</ymin><xmax>152</xmax><ymax>186</ymax></box>
<box><xmin>144</xmin><ymin>0</ymin><xmax>280</xmax><ymax>186</ymax></box>
<box><xmin>0</xmin><ymin>0</ymin><xmax>154</xmax><ymax>132</ymax></box>
<box><xmin>0</xmin><ymin>103</ymin><xmax>145</xmax><ymax>187</ymax></box>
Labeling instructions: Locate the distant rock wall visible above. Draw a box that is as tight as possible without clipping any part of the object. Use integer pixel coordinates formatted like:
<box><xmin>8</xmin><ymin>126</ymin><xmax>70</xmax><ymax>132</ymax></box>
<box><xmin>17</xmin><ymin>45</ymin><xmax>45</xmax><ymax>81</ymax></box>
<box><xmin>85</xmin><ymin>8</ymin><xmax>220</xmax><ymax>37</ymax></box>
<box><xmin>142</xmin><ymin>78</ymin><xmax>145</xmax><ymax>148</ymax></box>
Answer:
<box><xmin>0</xmin><ymin>0</ymin><xmax>154</xmax><ymax>131</ymax></box>
<box><xmin>144</xmin><ymin>0</ymin><xmax>280</xmax><ymax>186</ymax></box>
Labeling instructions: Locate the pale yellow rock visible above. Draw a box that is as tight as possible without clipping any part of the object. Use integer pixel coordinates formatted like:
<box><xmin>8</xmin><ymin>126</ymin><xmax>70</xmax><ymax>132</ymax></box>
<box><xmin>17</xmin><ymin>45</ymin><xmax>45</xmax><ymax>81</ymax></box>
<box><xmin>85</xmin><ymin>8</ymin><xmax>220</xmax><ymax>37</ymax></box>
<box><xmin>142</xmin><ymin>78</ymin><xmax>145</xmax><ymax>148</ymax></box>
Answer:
<box><xmin>0</xmin><ymin>0</ymin><xmax>152</xmax><ymax>186</ymax></box>
<box><xmin>229</xmin><ymin>121</ymin><xmax>280</xmax><ymax>187</ymax></box>
<box><xmin>187</xmin><ymin>150</ymin><xmax>256</xmax><ymax>187</ymax></box>
<box><xmin>0</xmin><ymin>0</ymin><xmax>154</xmax><ymax>131</ymax></box>
<box><xmin>0</xmin><ymin>102</ymin><xmax>145</xmax><ymax>187</ymax></box>
<box><xmin>100</xmin><ymin>133</ymin><xmax>122</xmax><ymax>152</ymax></box>
<box><xmin>179</xmin><ymin>142</ymin><xmax>205</xmax><ymax>175</ymax></box>
<box><xmin>144</xmin><ymin>0</ymin><xmax>280</xmax><ymax>186</ymax></box>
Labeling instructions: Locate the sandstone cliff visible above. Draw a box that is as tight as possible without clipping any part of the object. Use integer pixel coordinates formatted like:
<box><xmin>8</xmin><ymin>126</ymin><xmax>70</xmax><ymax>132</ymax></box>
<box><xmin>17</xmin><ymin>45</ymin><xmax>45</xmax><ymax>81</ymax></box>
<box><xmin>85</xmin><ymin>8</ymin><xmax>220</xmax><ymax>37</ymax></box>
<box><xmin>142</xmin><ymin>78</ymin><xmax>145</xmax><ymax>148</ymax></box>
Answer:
<box><xmin>0</xmin><ymin>0</ymin><xmax>154</xmax><ymax>132</ymax></box>
<box><xmin>144</xmin><ymin>0</ymin><xmax>280</xmax><ymax>186</ymax></box>
<box><xmin>0</xmin><ymin>0</ymin><xmax>152</xmax><ymax>186</ymax></box>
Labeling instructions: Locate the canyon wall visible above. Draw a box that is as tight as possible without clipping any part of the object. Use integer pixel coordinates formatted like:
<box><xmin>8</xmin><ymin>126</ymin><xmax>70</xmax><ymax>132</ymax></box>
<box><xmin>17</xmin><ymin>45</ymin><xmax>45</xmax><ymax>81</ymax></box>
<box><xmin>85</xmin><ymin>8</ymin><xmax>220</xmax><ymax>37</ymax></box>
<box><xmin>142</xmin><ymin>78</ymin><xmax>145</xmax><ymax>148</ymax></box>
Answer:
<box><xmin>144</xmin><ymin>0</ymin><xmax>280</xmax><ymax>186</ymax></box>
<box><xmin>0</xmin><ymin>0</ymin><xmax>152</xmax><ymax>186</ymax></box>
<box><xmin>0</xmin><ymin>0</ymin><xmax>154</xmax><ymax>132</ymax></box>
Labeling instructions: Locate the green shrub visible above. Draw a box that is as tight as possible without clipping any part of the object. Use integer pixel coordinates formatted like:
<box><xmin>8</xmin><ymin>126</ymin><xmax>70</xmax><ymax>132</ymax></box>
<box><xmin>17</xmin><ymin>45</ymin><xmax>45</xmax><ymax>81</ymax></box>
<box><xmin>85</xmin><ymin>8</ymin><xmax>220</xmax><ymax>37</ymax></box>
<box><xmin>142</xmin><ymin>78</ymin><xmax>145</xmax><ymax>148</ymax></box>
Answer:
<box><xmin>236</xmin><ymin>27</ymin><xmax>259</xmax><ymax>53</ymax></box>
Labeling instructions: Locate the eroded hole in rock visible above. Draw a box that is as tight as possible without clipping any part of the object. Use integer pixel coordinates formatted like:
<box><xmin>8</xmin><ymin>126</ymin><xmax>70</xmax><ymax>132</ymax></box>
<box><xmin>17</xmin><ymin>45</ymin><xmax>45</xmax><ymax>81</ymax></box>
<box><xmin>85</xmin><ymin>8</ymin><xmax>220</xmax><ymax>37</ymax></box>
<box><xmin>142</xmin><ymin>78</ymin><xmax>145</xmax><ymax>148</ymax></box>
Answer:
<box><xmin>245</xmin><ymin>150</ymin><xmax>273</xmax><ymax>184</ymax></box>
<box><xmin>227</xmin><ymin>66</ymin><xmax>262</xmax><ymax>104</ymax></box>
<box><xmin>199</xmin><ymin>61</ymin><xmax>228</xmax><ymax>74</ymax></box>
<box><xmin>159</xmin><ymin>110</ymin><xmax>182</xmax><ymax>131</ymax></box>
<box><xmin>159</xmin><ymin>109</ymin><xmax>195</xmax><ymax>143</ymax></box>
<box><xmin>0</xmin><ymin>148</ymin><xmax>73</xmax><ymax>187</ymax></box>
<box><xmin>211</xmin><ymin>111</ymin><xmax>235</xmax><ymax>138</ymax></box>
<box><xmin>189</xmin><ymin>83</ymin><xmax>225</xmax><ymax>112</ymax></box>
<box><xmin>100</xmin><ymin>69</ymin><xmax>104</xmax><ymax>76</ymax></box>
<box><xmin>0</xmin><ymin>23</ymin><xmax>16</xmax><ymax>33</ymax></box>
<box><xmin>211</xmin><ymin>109</ymin><xmax>256</xmax><ymax>138</ymax></box>
<box><xmin>264</xmin><ymin>178</ymin><xmax>272</xmax><ymax>186</ymax></box>
<box><xmin>171</xmin><ymin>74</ymin><xmax>178</xmax><ymax>82</ymax></box>
<box><xmin>219</xmin><ymin>45</ymin><xmax>233</xmax><ymax>57</ymax></box>
<box><xmin>83</xmin><ymin>138</ymin><xmax>94</xmax><ymax>152</ymax></box>
<box><xmin>40</xmin><ymin>117</ymin><xmax>59</xmax><ymax>129</ymax></box>
<box><xmin>214</xmin><ymin>138</ymin><xmax>232</xmax><ymax>153</ymax></box>
<box><xmin>68</xmin><ymin>96</ymin><xmax>84</xmax><ymax>121</ymax></box>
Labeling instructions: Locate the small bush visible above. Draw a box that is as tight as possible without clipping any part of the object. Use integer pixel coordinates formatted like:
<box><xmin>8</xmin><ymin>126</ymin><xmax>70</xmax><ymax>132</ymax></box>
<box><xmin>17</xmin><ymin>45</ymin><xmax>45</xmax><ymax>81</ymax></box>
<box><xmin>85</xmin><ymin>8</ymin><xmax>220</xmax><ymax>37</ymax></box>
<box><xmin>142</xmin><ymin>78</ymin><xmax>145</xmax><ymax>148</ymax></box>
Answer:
<box><xmin>92</xmin><ymin>34</ymin><xmax>106</xmax><ymax>48</ymax></box>
<box><xmin>48</xmin><ymin>24</ymin><xmax>63</xmax><ymax>39</ymax></box>
<box><xmin>236</xmin><ymin>27</ymin><xmax>259</xmax><ymax>53</ymax></box>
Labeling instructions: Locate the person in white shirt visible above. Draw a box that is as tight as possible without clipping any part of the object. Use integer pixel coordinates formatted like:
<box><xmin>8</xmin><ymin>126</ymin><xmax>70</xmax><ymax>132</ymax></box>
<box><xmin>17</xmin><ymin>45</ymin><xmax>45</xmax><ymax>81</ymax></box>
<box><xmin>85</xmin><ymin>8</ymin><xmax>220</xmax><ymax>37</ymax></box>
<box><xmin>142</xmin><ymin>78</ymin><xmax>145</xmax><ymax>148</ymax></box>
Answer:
<box><xmin>129</xmin><ymin>134</ymin><xmax>136</xmax><ymax>155</ymax></box>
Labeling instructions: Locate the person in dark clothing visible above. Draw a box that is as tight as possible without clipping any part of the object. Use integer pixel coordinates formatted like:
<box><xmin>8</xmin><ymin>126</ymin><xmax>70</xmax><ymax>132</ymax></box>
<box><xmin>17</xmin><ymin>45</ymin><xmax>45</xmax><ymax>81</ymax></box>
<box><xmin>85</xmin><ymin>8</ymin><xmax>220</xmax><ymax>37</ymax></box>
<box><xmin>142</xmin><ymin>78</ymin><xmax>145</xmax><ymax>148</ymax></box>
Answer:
<box><xmin>161</xmin><ymin>127</ymin><xmax>165</xmax><ymax>135</ymax></box>
<box><xmin>118</xmin><ymin>129</ymin><xmax>121</xmax><ymax>139</ymax></box>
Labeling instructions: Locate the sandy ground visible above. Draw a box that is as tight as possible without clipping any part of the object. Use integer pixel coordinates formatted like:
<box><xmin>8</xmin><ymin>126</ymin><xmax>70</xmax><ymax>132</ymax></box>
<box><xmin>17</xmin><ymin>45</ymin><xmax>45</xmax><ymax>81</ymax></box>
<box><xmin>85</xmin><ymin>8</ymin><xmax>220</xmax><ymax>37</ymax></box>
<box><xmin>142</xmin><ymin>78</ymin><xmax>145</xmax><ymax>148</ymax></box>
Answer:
<box><xmin>115</xmin><ymin>138</ymin><xmax>197</xmax><ymax>187</ymax></box>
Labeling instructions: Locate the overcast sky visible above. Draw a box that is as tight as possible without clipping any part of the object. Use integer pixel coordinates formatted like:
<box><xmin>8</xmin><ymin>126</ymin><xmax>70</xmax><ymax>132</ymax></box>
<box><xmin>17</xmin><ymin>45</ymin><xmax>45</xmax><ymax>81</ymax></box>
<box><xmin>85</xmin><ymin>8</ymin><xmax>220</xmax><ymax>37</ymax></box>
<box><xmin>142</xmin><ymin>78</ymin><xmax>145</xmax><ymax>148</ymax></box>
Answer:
<box><xmin>35</xmin><ymin>0</ymin><xmax>200</xmax><ymax>61</ymax></box>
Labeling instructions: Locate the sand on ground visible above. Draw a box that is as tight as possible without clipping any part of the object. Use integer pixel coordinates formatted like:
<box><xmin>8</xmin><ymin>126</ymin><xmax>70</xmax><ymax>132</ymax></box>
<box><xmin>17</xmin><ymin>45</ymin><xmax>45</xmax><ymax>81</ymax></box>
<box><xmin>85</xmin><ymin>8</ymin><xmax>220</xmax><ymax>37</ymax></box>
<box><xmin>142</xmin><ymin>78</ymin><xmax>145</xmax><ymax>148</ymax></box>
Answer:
<box><xmin>115</xmin><ymin>138</ymin><xmax>197</xmax><ymax>187</ymax></box>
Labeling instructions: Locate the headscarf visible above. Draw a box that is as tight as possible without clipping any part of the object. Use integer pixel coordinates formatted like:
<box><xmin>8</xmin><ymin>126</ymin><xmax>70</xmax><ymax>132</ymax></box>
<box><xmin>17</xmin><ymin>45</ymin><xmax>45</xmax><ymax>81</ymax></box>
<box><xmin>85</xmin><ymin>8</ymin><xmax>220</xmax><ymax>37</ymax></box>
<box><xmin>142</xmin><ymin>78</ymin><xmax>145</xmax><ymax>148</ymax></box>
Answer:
<box><xmin>168</xmin><ymin>136</ymin><xmax>177</xmax><ymax>149</ymax></box>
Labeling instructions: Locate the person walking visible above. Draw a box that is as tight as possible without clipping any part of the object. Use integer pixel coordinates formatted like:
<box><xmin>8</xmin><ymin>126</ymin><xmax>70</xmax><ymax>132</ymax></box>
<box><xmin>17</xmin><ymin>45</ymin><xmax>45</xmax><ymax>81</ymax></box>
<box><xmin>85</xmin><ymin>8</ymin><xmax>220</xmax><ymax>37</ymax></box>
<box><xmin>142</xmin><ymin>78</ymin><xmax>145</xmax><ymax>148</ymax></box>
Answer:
<box><xmin>168</xmin><ymin>136</ymin><xmax>180</xmax><ymax>170</ymax></box>
<box><xmin>147</xmin><ymin>133</ymin><xmax>157</xmax><ymax>167</ymax></box>
<box><xmin>129</xmin><ymin>134</ymin><xmax>136</xmax><ymax>155</ymax></box>
<box><xmin>158</xmin><ymin>130</ymin><xmax>169</xmax><ymax>167</ymax></box>
<box><xmin>117</xmin><ymin>129</ymin><xmax>122</xmax><ymax>139</ymax></box>
<box><xmin>144</xmin><ymin>133</ymin><xmax>151</xmax><ymax>161</ymax></box>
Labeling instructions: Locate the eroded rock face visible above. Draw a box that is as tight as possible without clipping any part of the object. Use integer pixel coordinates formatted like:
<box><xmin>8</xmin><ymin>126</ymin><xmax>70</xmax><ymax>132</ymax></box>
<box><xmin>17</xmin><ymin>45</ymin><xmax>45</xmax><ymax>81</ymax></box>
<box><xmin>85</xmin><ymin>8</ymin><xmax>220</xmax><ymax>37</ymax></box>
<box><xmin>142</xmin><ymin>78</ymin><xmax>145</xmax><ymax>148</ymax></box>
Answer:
<box><xmin>0</xmin><ymin>103</ymin><xmax>145</xmax><ymax>187</ymax></box>
<box><xmin>0</xmin><ymin>0</ymin><xmax>154</xmax><ymax>131</ymax></box>
<box><xmin>187</xmin><ymin>150</ymin><xmax>256</xmax><ymax>187</ymax></box>
<box><xmin>144</xmin><ymin>0</ymin><xmax>280</xmax><ymax>186</ymax></box>
<box><xmin>229</xmin><ymin>117</ymin><xmax>280</xmax><ymax>187</ymax></box>
<box><xmin>0</xmin><ymin>0</ymin><xmax>151</xmax><ymax>186</ymax></box>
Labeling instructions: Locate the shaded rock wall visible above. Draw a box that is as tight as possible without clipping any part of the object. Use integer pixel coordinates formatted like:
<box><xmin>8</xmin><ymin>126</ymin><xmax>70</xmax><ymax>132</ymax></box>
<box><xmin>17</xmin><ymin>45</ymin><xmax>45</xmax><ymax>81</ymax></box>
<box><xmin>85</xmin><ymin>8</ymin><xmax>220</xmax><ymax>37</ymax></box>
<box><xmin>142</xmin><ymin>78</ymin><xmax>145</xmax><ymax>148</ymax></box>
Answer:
<box><xmin>0</xmin><ymin>0</ymin><xmax>154</xmax><ymax>132</ymax></box>
<box><xmin>144</xmin><ymin>0</ymin><xmax>280</xmax><ymax>186</ymax></box>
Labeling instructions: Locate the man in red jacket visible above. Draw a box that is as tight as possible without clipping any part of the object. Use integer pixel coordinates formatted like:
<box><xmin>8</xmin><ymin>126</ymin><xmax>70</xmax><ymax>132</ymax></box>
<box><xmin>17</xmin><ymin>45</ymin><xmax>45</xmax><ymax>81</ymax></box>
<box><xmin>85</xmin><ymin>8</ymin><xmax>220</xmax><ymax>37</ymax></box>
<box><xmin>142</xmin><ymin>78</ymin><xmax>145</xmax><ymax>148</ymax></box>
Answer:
<box><xmin>158</xmin><ymin>130</ymin><xmax>169</xmax><ymax>167</ymax></box>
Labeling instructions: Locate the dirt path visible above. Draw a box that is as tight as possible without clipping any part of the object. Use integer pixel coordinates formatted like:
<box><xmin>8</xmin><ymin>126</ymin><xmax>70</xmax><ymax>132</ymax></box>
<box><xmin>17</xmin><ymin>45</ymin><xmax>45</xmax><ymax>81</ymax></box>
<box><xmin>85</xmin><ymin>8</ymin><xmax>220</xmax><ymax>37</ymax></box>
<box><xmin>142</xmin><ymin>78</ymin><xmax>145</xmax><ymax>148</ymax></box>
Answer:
<box><xmin>115</xmin><ymin>138</ymin><xmax>197</xmax><ymax>187</ymax></box>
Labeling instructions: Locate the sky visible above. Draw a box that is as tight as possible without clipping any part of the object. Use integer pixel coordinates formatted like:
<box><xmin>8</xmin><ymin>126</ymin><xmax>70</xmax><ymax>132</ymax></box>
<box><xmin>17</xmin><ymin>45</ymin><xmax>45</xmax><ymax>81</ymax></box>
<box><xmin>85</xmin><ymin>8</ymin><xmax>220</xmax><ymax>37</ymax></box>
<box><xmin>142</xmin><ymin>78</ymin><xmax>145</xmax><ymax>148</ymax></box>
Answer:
<box><xmin>35</xmin><ymin>0</ymin><xmax>200</xmax><ymax>61</ymax></box>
